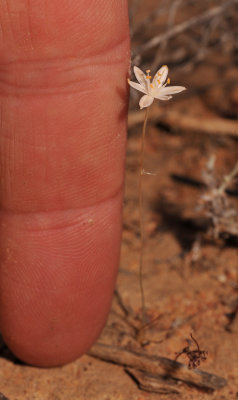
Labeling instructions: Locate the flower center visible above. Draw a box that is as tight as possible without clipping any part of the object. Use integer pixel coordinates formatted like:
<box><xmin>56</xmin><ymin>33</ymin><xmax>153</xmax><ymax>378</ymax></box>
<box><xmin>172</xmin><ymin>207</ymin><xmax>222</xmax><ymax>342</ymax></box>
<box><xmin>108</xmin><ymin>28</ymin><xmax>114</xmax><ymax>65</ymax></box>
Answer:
<box><xmin>145</xmin><ymin>69</ymin><xmax>154</xmax><ymax>90</ymax></box>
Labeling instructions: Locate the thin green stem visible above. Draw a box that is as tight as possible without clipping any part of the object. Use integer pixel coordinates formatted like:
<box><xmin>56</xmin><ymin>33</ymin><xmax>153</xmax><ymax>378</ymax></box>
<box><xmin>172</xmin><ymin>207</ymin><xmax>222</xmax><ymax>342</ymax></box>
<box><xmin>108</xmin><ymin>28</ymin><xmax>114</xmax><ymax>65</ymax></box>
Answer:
<box><xmin>138</xmin><ymin>107</ymin><xmax>149</xmax><ymax>326</ymax></box>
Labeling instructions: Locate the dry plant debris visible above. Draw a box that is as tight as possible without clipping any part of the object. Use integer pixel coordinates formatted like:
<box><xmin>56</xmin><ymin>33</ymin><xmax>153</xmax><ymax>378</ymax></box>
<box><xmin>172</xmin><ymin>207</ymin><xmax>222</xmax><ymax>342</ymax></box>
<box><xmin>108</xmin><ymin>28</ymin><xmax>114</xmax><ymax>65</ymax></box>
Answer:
<box><xmin>198</xmin><ymin>155</ymin><xmax>238</xmax><ymax>240</ymax></box>
<box><xmin>130</xmin><ymin>0</ymin><xmax>238</xmax><ymax>73</ymax></box>
<box><xmin>175</xmin><ymin>333</ymin><xmax>208</xmax><ymax>369</ymax></box>
<box><xmin>0</xmin><ymin>394</ymin><xmax>10</xmax><ymax>400</ymax></box>
<box><xmin>88</xmin><ymin>342</ymin><xmax>226</xmax><ymax>393</ymax></box>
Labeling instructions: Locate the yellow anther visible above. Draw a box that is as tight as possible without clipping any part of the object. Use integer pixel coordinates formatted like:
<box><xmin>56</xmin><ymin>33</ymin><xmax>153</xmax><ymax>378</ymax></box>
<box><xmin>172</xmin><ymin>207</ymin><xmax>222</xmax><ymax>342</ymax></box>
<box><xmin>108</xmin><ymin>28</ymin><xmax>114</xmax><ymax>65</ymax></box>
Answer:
<box><xmin>157</xmin><ymin>79</ymin><xmax>161</xmax><ymax>85</ymax></box>
<box><xmin>150</xmin><ymin>84</ymin><xmax>154</xmax><ymax>88</ymax></box>
<box><xmin>162</xmin><ymin>64</ymin><xmax>167</xmax><ymax>68</ymax></box>
<box><xmin>146</xmin><ymin>75</ymin><xmax>152</xmax><ymax>79</ymax></box>
<box><xmin>146</xmin><ymin>69</ymin><xmax>151</xmax><ymax>73</ymax></box>
<box><xmin>167</xmin><ymin>78</ymin><xmax>171</xmax><ymax>84</ymax></box>
<box><xmin>127</xmin><ymin>78</ymin><xmax>130</xmax><ymax>83</ymax></box>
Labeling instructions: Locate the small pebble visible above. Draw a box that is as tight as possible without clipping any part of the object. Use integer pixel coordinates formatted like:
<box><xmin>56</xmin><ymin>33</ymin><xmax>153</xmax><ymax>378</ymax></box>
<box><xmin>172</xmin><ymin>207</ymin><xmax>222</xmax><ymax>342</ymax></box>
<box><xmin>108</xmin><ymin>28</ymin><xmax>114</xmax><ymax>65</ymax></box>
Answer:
<box><xmin>218</xmin><ymin>274</ymin><xmax>227</xmax><ymax>283</ymax></box>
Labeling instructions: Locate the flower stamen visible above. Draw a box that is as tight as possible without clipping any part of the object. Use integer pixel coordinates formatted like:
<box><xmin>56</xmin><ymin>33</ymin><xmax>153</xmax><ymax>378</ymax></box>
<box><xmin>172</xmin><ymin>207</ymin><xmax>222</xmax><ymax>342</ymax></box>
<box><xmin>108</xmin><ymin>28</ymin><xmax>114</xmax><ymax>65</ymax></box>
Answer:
<box><xmin>146</xmin><ymin>70</ymin><xmax>152</xmax><ymax>80</ymax></box>
<box><xmin>167</xmin><ymin>78</ymin><xmax>171</xmax><ymax>84</ymax></box>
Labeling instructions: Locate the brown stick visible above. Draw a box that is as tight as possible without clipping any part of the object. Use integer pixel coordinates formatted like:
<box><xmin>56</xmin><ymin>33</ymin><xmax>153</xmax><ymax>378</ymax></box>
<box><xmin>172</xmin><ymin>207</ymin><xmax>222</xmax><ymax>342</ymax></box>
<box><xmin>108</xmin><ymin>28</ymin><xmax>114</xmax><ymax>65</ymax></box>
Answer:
<box><xmin>88</xmin><ymin>342</ymin><xmax>227</xmax><ymax>392</ymax></box>
<box><xmin>126</xmin><ymin>367</ymin><xmax>181</xmax><ymax>394</ymax></box>
<box><xmin>133</xmin><ymin>0</ymin><xmax>238</xmax><ymax>57</ymax></box>
<box><xmin>128</xmin><ymin>108</ymin><xmax>238</xmax><ymax>138</ymax></box>
<box><xmin>0</xmin><ymin>393</ymin><xmax>10</xmax><ymax>400</ymax></box>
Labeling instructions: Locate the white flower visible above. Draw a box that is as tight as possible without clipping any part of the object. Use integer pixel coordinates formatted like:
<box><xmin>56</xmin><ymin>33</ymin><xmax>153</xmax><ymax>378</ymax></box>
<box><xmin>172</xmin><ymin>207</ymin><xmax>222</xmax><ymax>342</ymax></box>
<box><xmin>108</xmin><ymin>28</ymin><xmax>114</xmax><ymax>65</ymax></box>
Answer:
<box><xmin>128</xmin><ymin>65</ymin><xmax>186</xmax><ymax>109</ymax></box>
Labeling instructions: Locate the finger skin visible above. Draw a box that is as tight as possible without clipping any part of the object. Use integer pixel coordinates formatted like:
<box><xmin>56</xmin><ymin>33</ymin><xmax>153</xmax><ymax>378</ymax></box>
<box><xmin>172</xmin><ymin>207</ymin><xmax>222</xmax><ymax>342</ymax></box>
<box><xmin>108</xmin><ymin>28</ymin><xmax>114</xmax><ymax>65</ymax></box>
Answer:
<box><xmin>0</xmin><ymin>0</ymin><xmax>130</xmax><ymax>366</ymax></box>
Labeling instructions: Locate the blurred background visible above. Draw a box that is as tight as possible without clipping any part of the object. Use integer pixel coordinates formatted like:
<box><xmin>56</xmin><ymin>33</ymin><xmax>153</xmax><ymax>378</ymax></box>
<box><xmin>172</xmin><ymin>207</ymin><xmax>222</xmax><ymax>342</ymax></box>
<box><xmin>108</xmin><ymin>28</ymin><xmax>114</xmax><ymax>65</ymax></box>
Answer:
<box><xmin>129</xmin><ymin>0</ymin><xmax>238</xmax><ymax>103</ymax></box>
<box><xmin>117</xmin><ymin>1</ymin><xmax>238</xmax><ymax>398</ymax></box>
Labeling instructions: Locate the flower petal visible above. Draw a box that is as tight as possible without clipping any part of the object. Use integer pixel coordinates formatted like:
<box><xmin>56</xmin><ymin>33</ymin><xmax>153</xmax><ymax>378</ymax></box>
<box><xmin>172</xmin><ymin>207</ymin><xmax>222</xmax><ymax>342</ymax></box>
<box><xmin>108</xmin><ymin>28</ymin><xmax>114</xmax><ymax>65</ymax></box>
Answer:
<box><xmin>134</xmin><ymin>66</ymin><xmax>149</xmax><ymax>93</ymax></box>
<box><xmin>154</xmin><ymin>94</ymin><xmax>172</xmax><ymax>101</ymax></box>
<box><xmin>139</xmin><ymin>95</ymin><xmax>154</xmax><ymax>109</ymax></box>
<box><xmin>152</xmin><ymin>65</ymin><xmax>168</xmax><ymax>87</ymax></box>
<box><xmin>128</xmin><ymin>80</ymin><xmax>147</xmax><ymax>94</ymax></box>
<box><xmin>160</xmin><ymin>85</ymin><xmax>186</xmax><ymax>95</ymax></box>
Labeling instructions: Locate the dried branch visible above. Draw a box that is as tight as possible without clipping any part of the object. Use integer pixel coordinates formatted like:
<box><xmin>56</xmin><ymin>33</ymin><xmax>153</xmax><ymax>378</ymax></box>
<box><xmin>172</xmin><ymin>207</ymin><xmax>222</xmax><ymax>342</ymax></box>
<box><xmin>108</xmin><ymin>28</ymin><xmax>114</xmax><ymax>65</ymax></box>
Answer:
<box><xmin>218</xmin><ymin>160</ymin><xmax>238</xmax><ymax>194</ymax></box>
<box><xmin>0</xmin><ymin>394</ymin><xmax>10</xmax><ymax>400</ymax></box>
<box><xmin>126</xmin><ymin>367</ymin><xmax>181</xmax><ymax>394</ymax></box>
<box><xmin>151</xmin><ymin>0</ymin><xmax>183</xmax><ymax>70</ymax></box>
<box><xmin>133</xmin><ymin>0</ymin><xmax>238</xmax><ymax>59</ymax></box>
<box><xmin>199</xmin><ymin>156</ymin><xmax>238</xmax><ymax>239</ymax></box>
<box><xmin>128</xmin><ymin>108</ymin><xmax>238</xmax><ymax>138</ymax></box>
<box><xmin>88</xmin><ymin>342</ymin><xmax>227</xmax><ymax>392</ymax></box>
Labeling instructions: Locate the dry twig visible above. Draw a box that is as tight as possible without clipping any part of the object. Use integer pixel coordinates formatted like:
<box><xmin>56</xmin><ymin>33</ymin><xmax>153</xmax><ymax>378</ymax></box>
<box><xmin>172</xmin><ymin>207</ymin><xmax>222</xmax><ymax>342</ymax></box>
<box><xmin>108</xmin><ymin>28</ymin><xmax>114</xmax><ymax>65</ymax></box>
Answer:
<box><xmin>0</xmin><ymin>394</ymin><xmax>10</xmax><ymax>400</ymax></box>
<box><xmin>199</xmin><ymin>156</ymin><xmax>238</xmax><ymax>239</ymax></box>
<box><xmin>128</xmin><ymin>107</ymin><xmax>238</xmax><ymax>137</ymax></box>
<box><xmin>126</xmin><ymin>367</ymin><xmax>181</xmax><ymax>394</ymax></box>
<box><xmin>133</xmin><ymin>0</ymin><xmax>238</xmax><ymax>59</ymax></box>
<box><xmin>175</xmin><ymin>333</ymin><xmax>208</xmax><ymax>369</ymax></box>
<box><xmin>88</xmin><ymin>342</ymin><xmax>227</xmax><ymax>392</ymax></box>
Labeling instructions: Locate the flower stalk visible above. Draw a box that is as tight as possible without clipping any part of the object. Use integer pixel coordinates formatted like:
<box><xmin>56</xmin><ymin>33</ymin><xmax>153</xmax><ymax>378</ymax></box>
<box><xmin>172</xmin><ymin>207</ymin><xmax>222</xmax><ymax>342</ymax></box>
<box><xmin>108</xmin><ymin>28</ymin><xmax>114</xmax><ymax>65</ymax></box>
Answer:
<box><xmin>138</xmin><ymin>107</ymin><xmax>149</xmax><ymax>325</ymax></box>
<box><xmin>128</xmin><ymin>65</ymin><xmax>186</xmax><ymax>328</ymax></box>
